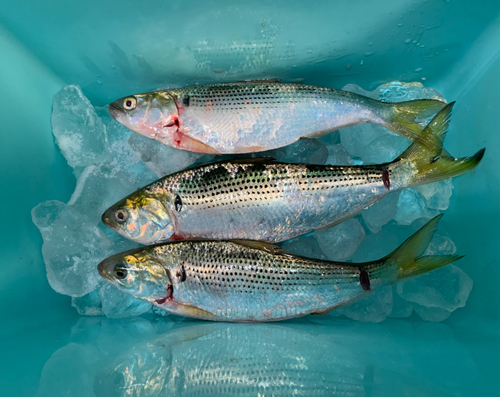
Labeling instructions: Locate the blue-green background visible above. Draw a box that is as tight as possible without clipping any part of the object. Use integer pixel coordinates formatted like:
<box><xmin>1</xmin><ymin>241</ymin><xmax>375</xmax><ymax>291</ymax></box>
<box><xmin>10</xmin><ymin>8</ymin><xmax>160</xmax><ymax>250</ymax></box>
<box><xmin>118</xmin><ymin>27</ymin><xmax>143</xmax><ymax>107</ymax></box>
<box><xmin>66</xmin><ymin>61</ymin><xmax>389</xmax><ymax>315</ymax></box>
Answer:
<box><xmin>0</xmin><ymin>1</ymin><xmax>498</xmax><ymax>395</ymax></box>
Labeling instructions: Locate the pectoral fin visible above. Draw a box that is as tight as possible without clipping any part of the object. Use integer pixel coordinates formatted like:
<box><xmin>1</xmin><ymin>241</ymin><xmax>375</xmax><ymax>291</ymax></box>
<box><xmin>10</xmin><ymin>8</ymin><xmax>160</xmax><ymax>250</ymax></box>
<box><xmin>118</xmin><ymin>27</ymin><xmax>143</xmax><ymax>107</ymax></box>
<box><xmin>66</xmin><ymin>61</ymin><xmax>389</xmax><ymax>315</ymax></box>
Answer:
<box><xmin>156</xmin><ymin>299</ymin><xmax>218</xmax><ymax>321</ymax></box>
<box><xmin>158</xmin><ymin>130</ymin><xmax>221</xmax><ymax>154</ymax></box>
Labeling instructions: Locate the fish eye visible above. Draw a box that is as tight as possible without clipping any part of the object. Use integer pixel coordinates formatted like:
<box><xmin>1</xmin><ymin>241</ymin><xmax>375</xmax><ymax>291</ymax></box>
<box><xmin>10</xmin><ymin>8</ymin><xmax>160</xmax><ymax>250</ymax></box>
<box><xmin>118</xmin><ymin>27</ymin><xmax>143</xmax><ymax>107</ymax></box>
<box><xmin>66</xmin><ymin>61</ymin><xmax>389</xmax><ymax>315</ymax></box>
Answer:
<box><xmin>113</xmin><ymin>264</ymin><xmax>128</xmax><ymax>280</ymax></box>
<box><xmin>123</xmin><ymin>97</ymin><xmax>137</xmax><ymax>110</ymax></box>
<box><xmin>115</xmin><ymin>209</ymin><xmax>128</xmax><ymax>224</ymax></box>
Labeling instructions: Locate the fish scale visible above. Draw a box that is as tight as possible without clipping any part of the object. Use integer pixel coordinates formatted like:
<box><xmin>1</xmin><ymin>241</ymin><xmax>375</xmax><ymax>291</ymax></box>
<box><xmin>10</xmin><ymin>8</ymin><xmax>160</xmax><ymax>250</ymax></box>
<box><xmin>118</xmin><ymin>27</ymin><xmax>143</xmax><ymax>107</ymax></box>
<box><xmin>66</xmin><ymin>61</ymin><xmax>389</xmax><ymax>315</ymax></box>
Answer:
<box><xmin>153</xmin><ymin>240</ymin><xmax>386</xmax><ymax>321</ymax></box>
<box><xmin>98</xmin><ymin>215</ymin><xmax>463</xmax><ymax>321</ymax></box>
<box><xmin>109</xmin><ymin>80</ymin><xmax>446</xmax><ymax>153</ymax></box>
<box><xmin>148</xmin><ymin>161</ymin><xmax>387</xmax><ymax>242</ymax></box>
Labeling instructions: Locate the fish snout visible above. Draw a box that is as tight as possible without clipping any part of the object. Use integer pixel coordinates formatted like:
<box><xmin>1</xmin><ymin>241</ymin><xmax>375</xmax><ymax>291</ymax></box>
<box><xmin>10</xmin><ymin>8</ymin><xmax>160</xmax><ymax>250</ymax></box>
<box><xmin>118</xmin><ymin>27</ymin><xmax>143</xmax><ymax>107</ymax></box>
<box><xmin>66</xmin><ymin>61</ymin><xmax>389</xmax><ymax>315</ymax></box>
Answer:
<box><xmin>101</xmin><ymin>208</ymin><xmax>113</xmax><ymax>227</ymax></box>
<box><xmin>108</xmin><ymin>102</ymin><xmax>123</xmax><ymax>120</ymax></box>
<box><xmin>97</xmin><ymin>260</ymin><xmax>110</xmax><ymax>280</ymax></box>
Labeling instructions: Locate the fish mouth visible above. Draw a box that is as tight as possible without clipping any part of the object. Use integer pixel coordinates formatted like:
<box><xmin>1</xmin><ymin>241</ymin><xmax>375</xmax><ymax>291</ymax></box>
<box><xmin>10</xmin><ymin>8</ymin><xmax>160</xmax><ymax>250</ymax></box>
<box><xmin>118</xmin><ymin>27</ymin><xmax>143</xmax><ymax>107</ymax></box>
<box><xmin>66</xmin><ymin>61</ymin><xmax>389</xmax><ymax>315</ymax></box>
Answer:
<box><xmin>97</xmin><ymin>260</ymin><xmax>111</xmax><ymax>281</ymax></box>
<box><xmin>101</xmin><ymin>210</ymin><xmax>112</xmax><ymax>227</ymax></box>
<box><xmin>108</xmin><ymin>102</ymin><xmax>122</xmax><ymax>120</ymax></box>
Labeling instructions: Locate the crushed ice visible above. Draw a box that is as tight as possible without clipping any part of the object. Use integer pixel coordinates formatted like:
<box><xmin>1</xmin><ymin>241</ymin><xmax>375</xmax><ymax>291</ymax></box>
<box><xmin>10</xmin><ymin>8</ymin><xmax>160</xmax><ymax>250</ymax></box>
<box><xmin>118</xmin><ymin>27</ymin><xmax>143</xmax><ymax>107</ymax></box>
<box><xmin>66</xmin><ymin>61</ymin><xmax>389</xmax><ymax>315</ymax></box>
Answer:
<box><xmin>32</xmin><ymin>82</ymin><xmax>473</xmax><ymax>321</ymax></box>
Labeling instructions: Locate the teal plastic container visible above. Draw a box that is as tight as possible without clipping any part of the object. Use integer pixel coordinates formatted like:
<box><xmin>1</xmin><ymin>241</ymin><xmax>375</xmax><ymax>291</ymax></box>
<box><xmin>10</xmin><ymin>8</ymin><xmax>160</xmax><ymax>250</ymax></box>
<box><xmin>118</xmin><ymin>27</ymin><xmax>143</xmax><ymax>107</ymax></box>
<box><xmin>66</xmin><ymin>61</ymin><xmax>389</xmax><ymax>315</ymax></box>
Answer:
<box><xmin>0</xmin><ymin>1</ymin><xmax>498</xmax><ymax>396</ymax></box>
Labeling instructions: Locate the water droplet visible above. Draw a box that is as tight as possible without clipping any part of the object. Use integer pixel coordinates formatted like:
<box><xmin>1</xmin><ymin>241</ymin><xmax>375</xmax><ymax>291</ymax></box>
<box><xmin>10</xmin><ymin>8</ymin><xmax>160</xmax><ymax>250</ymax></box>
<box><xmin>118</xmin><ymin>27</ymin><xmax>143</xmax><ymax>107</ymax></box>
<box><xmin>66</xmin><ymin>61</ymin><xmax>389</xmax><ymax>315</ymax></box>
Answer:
<box><xmin>419</xmin><ymin>44</ymin><xmax>425</xmax><ymax>48</ymax></box>
<box><xmin>368</xmin><ymin>42</ymin><xmax>373</xmax><ymax>46</ymax></box>
<box><xmin>364</xmin><ymin>52</ymin><xmax>374</xmax><ymax>57</ymax></box>
<box><xmin>97</xmin><ymin>80</ymin><xmax>102</xmax><ymax>85</ymax></box>
<box><xmin>415</xmin><ymin>67</ymin><xmax>423</xmax><ymax>72</ymax></box>
<box><xmin>345</xmin><ymin>64</ymin><xmax>352</xmax><ymax>70</ymax></box>
<box><xmin>110</xmin><ymin>65</ymin><xmax>116</xmax><ymax>69</ymax></box>
<box><xmin>360</xmin><ymin>60</ymin><xmax>364</xmax><ymax>66</ymax></box>
<box><xmin>421</xmin><ymin>77</ymin><xmax>427</xmax><ymax>81</ymax></box>
<box><xmin>306</xmin><ymin>48</ymin><xmax>313</xmax><ymax>54</ymax></box>
<box><xmin>398</xmin><ymin>23</ymin><xmax>403</xmax><ymax>27</ymax></box>
<box><xmin>412</xmin><ymin>40</ymin><xmax>417</xmax><ymax>44</ymax></box>
<box><xmin>405</xmin><ymin>38</ymin><xmax>412</xmax><ymax>44</ymax></box>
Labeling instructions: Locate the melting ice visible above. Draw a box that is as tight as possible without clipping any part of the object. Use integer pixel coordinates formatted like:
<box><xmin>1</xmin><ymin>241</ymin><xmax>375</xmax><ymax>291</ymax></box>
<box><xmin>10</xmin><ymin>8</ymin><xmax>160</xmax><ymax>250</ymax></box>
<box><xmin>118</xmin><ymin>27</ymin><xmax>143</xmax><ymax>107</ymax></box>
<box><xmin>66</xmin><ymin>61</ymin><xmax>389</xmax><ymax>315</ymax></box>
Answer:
<box><xmin>32</xmin><ymin>82</ymin><xmax>473</xmax><ymax>322</ymax></box>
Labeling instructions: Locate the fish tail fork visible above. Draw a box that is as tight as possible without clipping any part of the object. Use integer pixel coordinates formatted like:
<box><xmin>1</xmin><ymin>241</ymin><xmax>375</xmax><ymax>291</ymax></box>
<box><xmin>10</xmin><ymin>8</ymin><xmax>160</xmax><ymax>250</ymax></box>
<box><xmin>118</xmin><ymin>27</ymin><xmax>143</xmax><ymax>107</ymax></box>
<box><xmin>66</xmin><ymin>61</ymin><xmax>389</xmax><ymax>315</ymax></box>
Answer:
<box><xmin>378</xmin><ymin>98</ymin><xmax>446</xmax><ymax>142</ymax></box>
<box><xmin>383</xmin><ymin>214</ymin><xmax>463</xmax><ymax>283</ymax></box>
<box><xmin>392</xmin><ymin>102</ymin><xmax>485</xmax><ymax>187</ymax></box>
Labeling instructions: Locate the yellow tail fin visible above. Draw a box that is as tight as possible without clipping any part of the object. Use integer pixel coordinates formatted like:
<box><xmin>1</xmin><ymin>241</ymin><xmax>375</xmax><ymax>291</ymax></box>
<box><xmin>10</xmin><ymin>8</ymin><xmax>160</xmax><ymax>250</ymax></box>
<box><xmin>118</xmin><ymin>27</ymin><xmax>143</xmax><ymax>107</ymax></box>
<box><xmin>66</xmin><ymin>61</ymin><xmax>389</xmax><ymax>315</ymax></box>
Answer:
<box><xmin>384</xmin><ymin>99</ymin><xmax>446</xmax><ymax>143</ymax></box>
<box><xmin>386</xmin><ymin>214</ymin><xmax>463</xmax><ymax>282</ymax></box>
<box><xmin>394</xmin><ymin>102</ymin><xmax>485</xmax><ymax>187</ymax></box>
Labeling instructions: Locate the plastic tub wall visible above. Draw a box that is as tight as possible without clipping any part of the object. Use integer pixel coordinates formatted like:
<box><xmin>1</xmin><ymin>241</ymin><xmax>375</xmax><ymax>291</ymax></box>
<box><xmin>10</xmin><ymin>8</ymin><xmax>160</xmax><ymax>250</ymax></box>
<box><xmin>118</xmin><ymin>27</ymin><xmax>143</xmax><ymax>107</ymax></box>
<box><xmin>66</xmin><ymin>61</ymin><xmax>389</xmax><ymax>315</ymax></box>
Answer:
<box><xmin>0</xmin><ymin>1</ymin><xmax>498</xmax><ymax>396</ymax></box>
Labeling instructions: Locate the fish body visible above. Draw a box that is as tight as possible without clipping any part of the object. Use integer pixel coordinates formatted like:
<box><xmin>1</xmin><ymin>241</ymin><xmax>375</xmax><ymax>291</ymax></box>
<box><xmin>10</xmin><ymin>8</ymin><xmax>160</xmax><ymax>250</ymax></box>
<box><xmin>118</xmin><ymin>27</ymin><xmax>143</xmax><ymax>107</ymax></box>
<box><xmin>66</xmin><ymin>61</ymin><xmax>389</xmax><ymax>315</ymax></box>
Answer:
<box><xmin>108</xmin><ymin>80</ymin><xmax>445</xmax><ymax>153</ymax></box>
<box><xmin>98</xmin><ymin>215</ymin><xmax>461</xmax><ymax>322</ymax></box>
<box><xmin>102</xmin><ymin>104</ymin><xmax>485</xmax><ymax>245</ymax></box>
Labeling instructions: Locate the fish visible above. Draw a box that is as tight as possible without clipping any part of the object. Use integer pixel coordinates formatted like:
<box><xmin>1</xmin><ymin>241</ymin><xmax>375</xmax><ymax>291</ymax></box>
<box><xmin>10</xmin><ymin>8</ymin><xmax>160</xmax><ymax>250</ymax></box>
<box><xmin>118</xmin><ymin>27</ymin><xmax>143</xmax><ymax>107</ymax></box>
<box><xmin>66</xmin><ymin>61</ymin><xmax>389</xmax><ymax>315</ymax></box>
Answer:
<box><xmin>98</xmin><ymin>214</ymin><xmax>462</xmax><ymax>322</ymax></box>
<box><xmin>108</xmin><ymin>79</ymin><xmax>446</xmax><ymax>154</ymax></box>
<box><xmin>102</xmin><ymin>103</ymin><xmax>484</xmax><ymax>245</ymax></box>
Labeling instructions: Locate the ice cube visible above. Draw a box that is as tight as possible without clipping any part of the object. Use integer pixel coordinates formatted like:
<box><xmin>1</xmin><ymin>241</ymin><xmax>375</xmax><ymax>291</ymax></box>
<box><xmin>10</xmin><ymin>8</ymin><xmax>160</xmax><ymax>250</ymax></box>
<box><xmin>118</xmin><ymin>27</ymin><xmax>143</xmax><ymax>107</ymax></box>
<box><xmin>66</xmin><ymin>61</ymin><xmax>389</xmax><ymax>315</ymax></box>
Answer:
<box><xmin>394</xmin><ymin>189</ymin><xmax>440</xmax><ymax>225</ymax></box>
<box><xmin>414</xmin><ymin>179</ymin><xmax>454</xmax><ymax>211</ymax></box>
<box><xmin>272</xmin><ymin>138</ymin><xmax>329</xmax><ymax>164</ymax></box>
<box><xmin>280</xmin><ymin>235</ymin><xmax>326</xmax><ymax>260</ymax></box>
<box><xmin>51</xmin><ymin>85</ymin><xmax>109</xmax><ymax>170</ymax></box>
<box><xmin>67</xmin><ymin>164</ymin><xmax>137</xmax><ymax>224</ymax></box>
<box><xmin>71</xmin><ymin>289</ymin><xmax>103</xmax><ymax>316</ymax></box>
<box><xmin>389</xmin><ymin>285</ymin><xmax>413</xmax><ymax>318</ymax></box>
<box><xmin>314</xmin><ymin>218</ymin><xmax>365</xmax><ymax>261</ymax></box>
<box><xmin>128</xmin><ymin>133</ymin><xmax>204</xmax><ymax>178</ymax></box>
<box><xmin>325</xmin><ymin>143</ymin><xmax>353</xmax><ymax>165</ymax></box>
<box><xmin>340</xmin><ymin>124</ymin><xmax>409</xmax><ymax>164</ymax></box>
<box><xmin>99</xmin><ymin>283</ymin><xmax>152</xmax><ymax>319</ymax></box>
<box><xmin>350</xmin><ymin>227</ymin><xmax>401</xmax><ymax>262</ymax></box>
<box><xmin>32</xmin><ymin>201</ymin><xmax>111</xmax><ymax>297</ymax></box>
<box><xmin>425</xmin><ymin>228</ymin><xmax>457</xmax><ymax>256</ymax></box>
<box><xmin>337</xmin><ymin>286</ymin><xmax>393</xmax><ymax>323</ymax></box>
<box><xmin>376</xmin><ymin>81</ymin><xmax>445</xmax><ymax>103</ymax></box>
<box><xmin>397</xmin><ymin>265</ymin><xmax>473</xmax><ymax>321</ymax></box>
<box><xmin>104</xmin><ymin>119</ymin><xmax>159</xmax><ymax>187</ymax></box>
<box><xmin>361</xmin><ymin>191</ymin><xmax>401</xmax><ymax>233</ymax></box>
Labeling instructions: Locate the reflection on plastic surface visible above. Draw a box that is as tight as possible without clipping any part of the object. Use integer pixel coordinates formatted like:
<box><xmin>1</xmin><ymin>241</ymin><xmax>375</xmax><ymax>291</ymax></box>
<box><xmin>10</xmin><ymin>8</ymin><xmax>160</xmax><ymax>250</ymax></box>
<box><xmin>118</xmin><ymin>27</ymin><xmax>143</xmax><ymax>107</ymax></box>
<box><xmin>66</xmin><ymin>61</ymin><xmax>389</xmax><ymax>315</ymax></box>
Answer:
<box><xmin>35</xmin><ymin>316</ymin><xmax>480</xmax><ymax>397</ymax></box>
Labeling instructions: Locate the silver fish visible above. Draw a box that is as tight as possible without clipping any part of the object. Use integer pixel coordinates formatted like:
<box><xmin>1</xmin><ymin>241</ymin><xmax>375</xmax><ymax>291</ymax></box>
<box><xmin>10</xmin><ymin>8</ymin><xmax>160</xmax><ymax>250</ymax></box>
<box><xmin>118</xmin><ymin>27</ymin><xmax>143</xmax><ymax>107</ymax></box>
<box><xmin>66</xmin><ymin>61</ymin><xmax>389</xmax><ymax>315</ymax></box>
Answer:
<box><xmin>108</xmin><ymin>79</ymin><xmax>445</xmax><ymax>154</ymax></box>
<box><xmin>102</xmin><ymin>104</ymin><xmax>484</xmax><ymax>245</ymax></box>
<box><xmin>98</xmin><ymin>215</ymin><xmax>462</xmax><ymax>322</ymax></box>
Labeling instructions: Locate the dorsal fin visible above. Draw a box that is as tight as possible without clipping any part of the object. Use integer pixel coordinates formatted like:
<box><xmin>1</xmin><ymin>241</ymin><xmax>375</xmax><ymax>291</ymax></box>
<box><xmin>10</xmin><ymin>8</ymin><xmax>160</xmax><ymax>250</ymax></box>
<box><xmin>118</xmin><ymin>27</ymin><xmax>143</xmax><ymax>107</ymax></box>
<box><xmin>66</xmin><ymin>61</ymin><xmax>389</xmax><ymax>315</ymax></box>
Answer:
<box><xmin>230</xmin><ymin>240</ymin><xmax>285</xmax><ymax>254</ymax></box>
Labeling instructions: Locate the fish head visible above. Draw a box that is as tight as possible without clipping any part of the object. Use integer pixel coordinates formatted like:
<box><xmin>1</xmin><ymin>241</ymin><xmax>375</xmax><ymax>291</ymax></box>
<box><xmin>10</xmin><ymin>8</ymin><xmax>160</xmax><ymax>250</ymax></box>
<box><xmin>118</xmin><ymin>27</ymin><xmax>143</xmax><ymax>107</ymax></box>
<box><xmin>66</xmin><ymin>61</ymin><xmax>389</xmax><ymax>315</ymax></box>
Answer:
<box><xmin>102</xmin><ymin>193</ymin><xmax>174</xmax><ymax>245</ymax></box>
<box><xmin>98</xmin><ymin>249</ymin><xmax>171</xmax><ymax>301</ymax></box>
<box><xmin>108</xmin><ymin>91</ymin><xmax>179</xmax><ymax>140</ymax></box>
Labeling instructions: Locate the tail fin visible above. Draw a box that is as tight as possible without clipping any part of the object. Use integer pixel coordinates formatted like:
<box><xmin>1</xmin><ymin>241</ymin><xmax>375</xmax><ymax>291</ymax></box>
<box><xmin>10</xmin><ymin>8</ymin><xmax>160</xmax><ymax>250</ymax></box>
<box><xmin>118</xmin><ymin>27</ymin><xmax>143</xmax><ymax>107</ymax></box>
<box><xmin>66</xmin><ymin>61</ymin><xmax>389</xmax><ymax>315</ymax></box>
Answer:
<box><xmin>382</xmin><ymin>99</ymin><xmax>446</xmax><ymax>143</ymax></box>
<box><xmin>386</xmin><ymin>214</ymin><xmax>463</xmax><ymax>283</ymax></box>
<box><xmin>394</xmin><ymin>102</ymin><xmax>485</xmax><ymax>187</ymax></box>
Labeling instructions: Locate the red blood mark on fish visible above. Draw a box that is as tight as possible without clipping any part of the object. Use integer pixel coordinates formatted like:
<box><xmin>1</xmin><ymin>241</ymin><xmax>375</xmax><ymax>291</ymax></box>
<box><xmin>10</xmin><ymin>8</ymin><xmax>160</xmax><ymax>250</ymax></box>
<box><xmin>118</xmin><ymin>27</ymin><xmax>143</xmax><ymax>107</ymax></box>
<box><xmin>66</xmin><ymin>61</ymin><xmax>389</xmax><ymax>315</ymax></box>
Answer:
<box><xmin>360</xmin><ymin>269</ymin><xmax>371</xmax><ymax>291</ymax></box>
<box><xmin>382</xmin><ymin>168</ymin><xmax>390</xmax><ymax>190</ymax></box>
<box><xmin>169</xmin><ymin>232</ymin><xmax>185</xmax><ymax>241</ymax></box>
<box><xmin>156</xmin><ymin>284</ymin><xmax>173</xmax><ymax>305</ymax></box>
<box><xmin>173</xmin><ymin>128</ymin><xmax>183</xmax><ymax>148</ymax></box>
